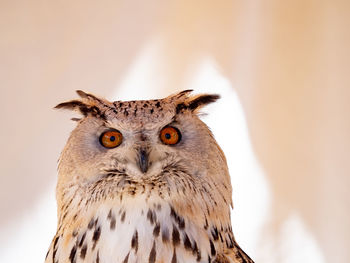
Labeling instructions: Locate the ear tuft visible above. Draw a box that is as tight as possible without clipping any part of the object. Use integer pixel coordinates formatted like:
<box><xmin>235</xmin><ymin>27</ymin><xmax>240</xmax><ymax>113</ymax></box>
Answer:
<box><xmin>76</xmin><ymin>90</ymin><xmax>89</xmax><ymax>98</ymax></box>
<box><xmin>54</xmin><ymin>91</ymin><xmax>111</xmax><ymax>120</ymax></box>
<box><xmin>178</xmin><ymin>89</ymin><xmax>193</xmax><ymax>96</ymax></box>
<box><xmin>54</xmin><ymin>100</ymin><xmax>86</xmax><ymax>110</ymax></box>
<box><xmin>176</xmin><ymin>94</ymin><xmax>220</xmax><ymax>113</ymax></box>
<box><xmin>54</xmin><ymin>99</ymin><xmax>105</xmax><ymax>119</ymax></box>
<box><xmin>187</xmin><ymin>94</ymin><xmax>220</xmax><ymax>111</ymax></box>
<box><xmin>76</xmin><ymin>90</ymin><xmax>101</xmax><ymax>101</ymax></box>
<box><xmin>168</xmin><ymin>89</ymin><xmax>193</xmax><ymax>102</ymax></box>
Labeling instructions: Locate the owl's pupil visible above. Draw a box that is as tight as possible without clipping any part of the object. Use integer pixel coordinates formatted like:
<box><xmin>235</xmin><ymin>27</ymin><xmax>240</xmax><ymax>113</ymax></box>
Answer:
<box><xmin>165</xmin><ymin>133</ymin><xmax>171</xmax><ymax>139</ymax></box>
<box><xmin>110</xmin><ymin>136</ymin><xmax>116</xmax><ymax>142</ymax></box>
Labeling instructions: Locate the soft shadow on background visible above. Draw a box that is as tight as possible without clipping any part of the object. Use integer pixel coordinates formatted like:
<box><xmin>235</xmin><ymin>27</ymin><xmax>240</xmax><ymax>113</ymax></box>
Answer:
<box><xmin>1</xmin><ymin>1</ymin><xmax>349</xmax><ymax>262</ymax></box>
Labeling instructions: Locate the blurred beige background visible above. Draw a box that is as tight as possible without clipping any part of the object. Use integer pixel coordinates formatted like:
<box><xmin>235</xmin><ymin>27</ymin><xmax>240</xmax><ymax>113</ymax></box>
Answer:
<box><xmin>1</xmin><ymin>1</ymin><xmax>349</xmax><ymax>262</ymax></box>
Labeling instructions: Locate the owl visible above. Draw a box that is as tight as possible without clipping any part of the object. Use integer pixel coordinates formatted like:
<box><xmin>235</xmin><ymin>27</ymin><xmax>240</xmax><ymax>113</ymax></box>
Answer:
<box><xmin>45</xmin><ymin>90</ymin><xmax>254</xmax><ymax>263</ymax></box>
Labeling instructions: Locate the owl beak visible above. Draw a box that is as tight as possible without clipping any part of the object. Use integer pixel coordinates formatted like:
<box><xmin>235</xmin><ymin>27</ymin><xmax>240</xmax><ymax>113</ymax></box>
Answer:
<box><xmin>138</xmin><ymin>149</ymin><xmax>149</xmax><ymax>173</ymax></box>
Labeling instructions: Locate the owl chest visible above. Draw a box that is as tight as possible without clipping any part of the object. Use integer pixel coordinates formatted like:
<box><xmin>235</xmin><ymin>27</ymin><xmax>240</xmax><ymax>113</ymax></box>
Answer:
<box><xmin>55</xmin><ymin>197</ymin><xmax>212</xmax><ymax>263</ymax></box>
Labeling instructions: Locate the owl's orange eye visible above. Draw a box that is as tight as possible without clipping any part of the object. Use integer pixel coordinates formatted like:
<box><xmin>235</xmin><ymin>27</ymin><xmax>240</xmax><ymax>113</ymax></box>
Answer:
<box><xmin>99</xmin><ymin>130</ymin><xmax>123</xmax><ymax>148</ymax></box>
<box><xmin>160</xmin><ymin>126</ymin><xmax>181</xmax><ymax>145</ymax></box>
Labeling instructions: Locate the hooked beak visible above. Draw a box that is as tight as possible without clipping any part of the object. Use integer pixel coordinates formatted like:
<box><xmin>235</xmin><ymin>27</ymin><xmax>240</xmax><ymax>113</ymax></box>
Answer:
<box><xmin>138</xmin><ymin>149</ymin><xmax>149</xmax><ymax>173</ymax></box>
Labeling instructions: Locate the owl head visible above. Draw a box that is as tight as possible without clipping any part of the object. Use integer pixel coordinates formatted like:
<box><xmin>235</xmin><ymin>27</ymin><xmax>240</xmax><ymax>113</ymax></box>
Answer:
<box><xmin>55</xmin><ymin>90</ymin><xmax>231</xmax><ymax>207</ymax></box>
